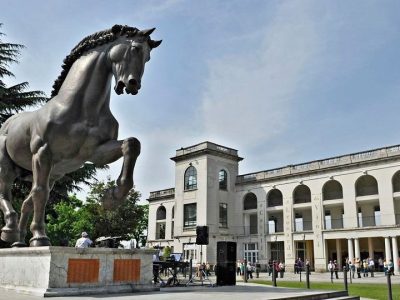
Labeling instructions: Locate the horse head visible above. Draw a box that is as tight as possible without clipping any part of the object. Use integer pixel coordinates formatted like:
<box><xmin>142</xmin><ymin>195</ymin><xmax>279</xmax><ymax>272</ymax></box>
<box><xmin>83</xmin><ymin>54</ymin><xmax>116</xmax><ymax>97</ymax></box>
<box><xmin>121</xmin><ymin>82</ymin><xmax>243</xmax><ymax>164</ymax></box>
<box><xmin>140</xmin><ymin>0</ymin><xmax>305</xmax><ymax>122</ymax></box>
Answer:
<box><xmin>108</xmin><ymin>27</ymin><xmax>162</xmax><ymax>95</ymax></box>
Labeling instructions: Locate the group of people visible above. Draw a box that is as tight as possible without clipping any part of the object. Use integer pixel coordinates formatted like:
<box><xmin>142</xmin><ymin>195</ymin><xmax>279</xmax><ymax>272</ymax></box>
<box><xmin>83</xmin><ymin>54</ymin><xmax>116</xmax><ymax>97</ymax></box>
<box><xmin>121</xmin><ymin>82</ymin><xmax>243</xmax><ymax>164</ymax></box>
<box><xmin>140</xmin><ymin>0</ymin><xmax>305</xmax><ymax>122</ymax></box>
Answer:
<box><xmin>236</xmin><ymin>261</ymin><xmax>262</xmax><ymax>279</ymax></box>
<box><xmin>348</xmin><ymin>257</ymin><xmax>395</xmax><ymax>278</ymax></box>
<box><xmin>267</xmin><ymin>259</ymin><xmax>285</xmax><ymax>278</ymax></box>
<box><xmin>328</xmin><ymin>256</ymin><xmax>397</xmax><ymax>279</ymax></box>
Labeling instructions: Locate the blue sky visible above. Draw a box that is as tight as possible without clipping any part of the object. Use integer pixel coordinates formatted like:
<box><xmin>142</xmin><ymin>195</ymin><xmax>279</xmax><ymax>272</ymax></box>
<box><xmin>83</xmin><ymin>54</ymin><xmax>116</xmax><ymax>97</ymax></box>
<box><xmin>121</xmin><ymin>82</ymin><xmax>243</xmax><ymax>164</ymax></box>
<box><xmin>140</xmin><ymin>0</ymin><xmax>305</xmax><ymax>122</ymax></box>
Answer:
<box><xmin>2</xmin><ymin>0</ymin><xmax>400</xmax><ymax>201</ymax></box>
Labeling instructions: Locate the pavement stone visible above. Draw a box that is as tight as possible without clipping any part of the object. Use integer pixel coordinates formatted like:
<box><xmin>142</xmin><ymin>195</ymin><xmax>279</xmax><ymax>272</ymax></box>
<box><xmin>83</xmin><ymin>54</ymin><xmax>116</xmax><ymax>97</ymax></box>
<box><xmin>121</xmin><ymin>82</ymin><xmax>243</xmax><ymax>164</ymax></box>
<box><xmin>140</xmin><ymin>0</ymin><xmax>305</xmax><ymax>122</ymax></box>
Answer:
<box><xmin>0</xmin><ymin>271</ymin><xmax>394</xmax><ymax>300</ymax></box>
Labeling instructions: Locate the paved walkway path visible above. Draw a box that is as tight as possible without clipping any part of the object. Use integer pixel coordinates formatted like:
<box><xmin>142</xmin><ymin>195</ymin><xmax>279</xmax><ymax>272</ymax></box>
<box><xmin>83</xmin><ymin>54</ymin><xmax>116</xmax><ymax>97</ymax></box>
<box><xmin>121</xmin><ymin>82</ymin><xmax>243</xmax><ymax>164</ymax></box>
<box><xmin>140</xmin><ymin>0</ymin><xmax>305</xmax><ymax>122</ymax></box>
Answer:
<box><xmin>0</xmin><ymin>271</ymin><xmax>393</xmax><ymax>300</ymax></box>
<box><xmin>0</xmin><ymin>282</ymin><xmax>346</xmax><ymax>300</ymax></box>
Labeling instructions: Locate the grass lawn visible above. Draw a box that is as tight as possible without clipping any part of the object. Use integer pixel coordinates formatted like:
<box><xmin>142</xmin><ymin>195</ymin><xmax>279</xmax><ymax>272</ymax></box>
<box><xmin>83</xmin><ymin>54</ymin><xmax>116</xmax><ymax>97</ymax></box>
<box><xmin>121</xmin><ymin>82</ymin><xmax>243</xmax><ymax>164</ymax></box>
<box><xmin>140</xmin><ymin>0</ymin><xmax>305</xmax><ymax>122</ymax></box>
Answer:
<box><xmin>251</xmin><ymin>280</ymin><xmax>400</xmax><ymax>300</ymax></box>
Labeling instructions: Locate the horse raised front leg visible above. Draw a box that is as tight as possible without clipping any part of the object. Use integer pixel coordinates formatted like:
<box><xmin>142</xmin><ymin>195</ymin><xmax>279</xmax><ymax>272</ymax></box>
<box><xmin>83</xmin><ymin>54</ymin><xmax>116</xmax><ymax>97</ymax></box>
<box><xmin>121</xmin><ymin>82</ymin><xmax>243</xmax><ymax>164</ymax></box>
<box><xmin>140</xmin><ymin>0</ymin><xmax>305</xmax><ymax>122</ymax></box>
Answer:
<box><xmin>29</xmin><ymin>142</ymin><xmax>52</xmax><ymax>247</ymax></box>
<box><xmin>0</xmin><ymin>135</ymin><xmax>19</xmax><ymax>245</ymax></box>
<box><xmin>90</xmin><ymin>138</ymin><xmax>140</xmax><ymax>209</ymax></box>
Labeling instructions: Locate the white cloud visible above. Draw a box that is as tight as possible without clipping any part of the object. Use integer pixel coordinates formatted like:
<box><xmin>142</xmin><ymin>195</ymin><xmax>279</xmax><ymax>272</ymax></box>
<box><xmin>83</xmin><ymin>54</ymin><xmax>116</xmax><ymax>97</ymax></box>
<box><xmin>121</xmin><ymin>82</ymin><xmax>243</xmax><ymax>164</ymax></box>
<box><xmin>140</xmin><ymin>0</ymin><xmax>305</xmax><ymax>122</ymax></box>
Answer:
<box><xmin>201</xmin><ymin>2</ymin><xmax>321</xmax><ymax>147</ymax></box>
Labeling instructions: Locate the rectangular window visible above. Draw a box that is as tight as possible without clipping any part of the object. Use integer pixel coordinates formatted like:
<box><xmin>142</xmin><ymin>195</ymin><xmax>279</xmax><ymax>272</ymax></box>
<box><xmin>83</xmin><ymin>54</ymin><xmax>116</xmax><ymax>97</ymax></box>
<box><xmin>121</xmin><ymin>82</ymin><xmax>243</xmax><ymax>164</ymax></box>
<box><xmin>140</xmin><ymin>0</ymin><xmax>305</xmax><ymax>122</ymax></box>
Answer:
<box><xmin>219</xmin><ymin>203</ymin><xmax>228</xmax><ymax>228</ymax></box>
<box><xmin>295</xmin><ymin>214</ymin><xmax>303</xmax><ymax>232</ymax></box>
<box><xmin>184</xmin><ymin>203</ymin><xmax>197</xmax><ymax>227</ymax></box>
<box><xmin>374</xmin><ymin>206</ymin><xmax>381</xmax><ymax>226</ymax></box>
<box><xmin>250</xmin><ymin>214</ymin><xmax>258</xmax><ymax>234</ymax></box>
<box><xmin>268</xmin><ymin>219</ymin><xmax>276</xmax><ymax>233</ymax></box>
<box><xmin>244</xmin><ymin>243</ymin><xmax>258</xmax><ymax>263</ymax></box>
<box><xmin>325</xmin><ymin>210</ymin><xmax>332</xmax><ymax>230</ymax></box>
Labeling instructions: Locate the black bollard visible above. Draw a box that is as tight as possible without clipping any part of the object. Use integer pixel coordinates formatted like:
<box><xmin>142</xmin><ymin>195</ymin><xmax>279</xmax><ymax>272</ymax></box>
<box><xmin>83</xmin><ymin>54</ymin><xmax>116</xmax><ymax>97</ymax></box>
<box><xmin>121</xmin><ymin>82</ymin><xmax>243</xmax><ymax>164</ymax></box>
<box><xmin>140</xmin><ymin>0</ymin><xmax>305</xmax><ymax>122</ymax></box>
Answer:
<box><xmin>244</xmin><ymin>259</ymin><xmax>248</xmax><ymax>283</ymax></box>
<box><xmin>387</xmin><ymin>271</ymin><xmax>393</xmax><ymax>300</ymax></box>
<box><xmin>299</xmin><ymin>268</ymin><xmax>302</xmax><ymax>282</ymax></box>
<box><xmin>272</xmin><ymin>261</ymin><xmax>277</xmax><ymax>287</ymax></box>
<box><xmin>189</xmin><ymin>258</ymin><xmax>193</xmax><ymax>281</ymax></box>
<box><xmin>306</xmin><ymin>265</ymin><xmax>310</xmax><ymax>289</ymax></box>
<box><xmin>343</xmin><ymin>266</ymin><xmax>348</xmax><ymax>291</ymax></box>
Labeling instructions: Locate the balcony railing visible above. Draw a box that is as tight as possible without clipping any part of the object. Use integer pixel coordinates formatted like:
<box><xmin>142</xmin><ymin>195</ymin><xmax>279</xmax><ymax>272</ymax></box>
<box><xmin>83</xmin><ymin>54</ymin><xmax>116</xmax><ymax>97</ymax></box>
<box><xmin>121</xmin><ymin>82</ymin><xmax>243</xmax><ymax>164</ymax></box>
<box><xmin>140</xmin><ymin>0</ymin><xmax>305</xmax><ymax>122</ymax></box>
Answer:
<box><xmin>237</xmin><ymin>144</ymin><xmax>400</xmax><ymax>184</ymax></box>
<box><xmin>358</xmin><ymin>215</ymin><xmax>380</xmax><ymax>228</ymax></box>
<box><xmin>294</xmin><ymin>220</ymin><xmax>313</xmax><ymax>232</ymax></box>
<box><xmin>324</xmin><ymin>217</ymin><xmax>344</xmax><ymax>230</ymax></box>
<box><xmin>149</xmin><ymin>188</ymin><xmax>175</xmax><ymax>200</ymax></box>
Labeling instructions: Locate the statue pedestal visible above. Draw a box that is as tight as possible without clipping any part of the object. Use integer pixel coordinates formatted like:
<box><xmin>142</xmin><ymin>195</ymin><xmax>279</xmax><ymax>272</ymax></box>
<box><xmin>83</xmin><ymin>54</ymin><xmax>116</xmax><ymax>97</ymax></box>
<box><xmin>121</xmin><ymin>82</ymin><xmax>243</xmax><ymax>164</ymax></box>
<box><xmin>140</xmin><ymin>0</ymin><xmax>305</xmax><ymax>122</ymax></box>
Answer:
<box><xmin>0</xmin><ymin>247</ymin><xmax>158</xmax><ymax>297</ymax></box>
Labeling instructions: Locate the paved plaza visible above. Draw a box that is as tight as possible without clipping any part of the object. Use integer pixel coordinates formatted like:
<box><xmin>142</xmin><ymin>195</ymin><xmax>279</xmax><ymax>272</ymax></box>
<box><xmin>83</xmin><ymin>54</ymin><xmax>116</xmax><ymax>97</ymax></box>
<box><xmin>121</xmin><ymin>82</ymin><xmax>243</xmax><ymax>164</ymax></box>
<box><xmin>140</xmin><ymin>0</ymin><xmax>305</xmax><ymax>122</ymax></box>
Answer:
<box><xmin>0</xmin><ymin>271</ymin><xmax>392</xmax><ymax>300</ymax></box>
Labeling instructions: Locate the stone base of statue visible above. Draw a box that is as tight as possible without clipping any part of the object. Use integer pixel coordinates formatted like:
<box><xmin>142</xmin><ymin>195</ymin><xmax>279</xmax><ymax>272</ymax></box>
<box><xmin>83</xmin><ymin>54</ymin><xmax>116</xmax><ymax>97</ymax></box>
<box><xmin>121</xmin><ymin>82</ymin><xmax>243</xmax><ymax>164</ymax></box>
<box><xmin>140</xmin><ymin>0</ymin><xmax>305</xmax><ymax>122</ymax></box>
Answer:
<box><xmin>0</xmin><ymin>247</ymin><xmax>158</xmax><ymax>297</ymax></box>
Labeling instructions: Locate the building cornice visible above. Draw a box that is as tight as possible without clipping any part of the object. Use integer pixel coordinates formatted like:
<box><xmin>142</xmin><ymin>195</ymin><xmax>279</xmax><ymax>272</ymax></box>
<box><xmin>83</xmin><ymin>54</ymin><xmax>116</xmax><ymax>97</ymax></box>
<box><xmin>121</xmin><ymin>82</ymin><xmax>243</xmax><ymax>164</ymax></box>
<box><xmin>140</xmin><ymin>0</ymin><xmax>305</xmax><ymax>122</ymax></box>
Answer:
<box><xmin>170</xmin><ymin>141</ymin><xmax>243</xmax><ymax>162</ymax></box>
<box><xmin>236</xmin><ymin>144</ymin><xmax>400</xmax><ymax>185</ymax></box>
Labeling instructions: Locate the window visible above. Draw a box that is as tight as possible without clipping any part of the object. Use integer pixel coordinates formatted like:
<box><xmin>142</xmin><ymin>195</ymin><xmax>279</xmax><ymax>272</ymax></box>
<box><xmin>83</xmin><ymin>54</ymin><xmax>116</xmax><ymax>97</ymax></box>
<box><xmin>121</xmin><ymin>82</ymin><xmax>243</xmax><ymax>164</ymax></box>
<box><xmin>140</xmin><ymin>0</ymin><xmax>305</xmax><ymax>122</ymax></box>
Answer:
<box><xmin>271</xmin><ymin>241</ymin><xmax>284</xmax><ymax>261</ymax></box>
<box><xmin>156</xmin><ymin>223</ymin><xmax>165</xmax><ymax>239</ymax></box>
<box><xmin>324</xmin><ymin>210</ymin><xmax>332</xmax><ymax>230</ymax></box>
<box><xmin>156</xmin><ymin>206</ymin><xmax>166</xmax><ymax>220</ymax></box>
<box><xmin>184</xmin><ymin>166</ymin><xmax>197</xmax><ymax>191</ymax></box>
<box><xmin>268</xmin><ymin>217</ymin><xmax>276</xmax><ymax>233</ymax></box>
<box><xmin>355</xmin><ymin>175</ymin><xmax>378</xmax><ymax>196</ymax></box>
<box><xmin>171</xmin><ymin>206</ymin><xmax>175</xmax><ymax>239</ymax></box>
<box><xmin>156</xmin><ymin>206</ymin><xmax>166</xmax><ymax>239</ymax></box>
<box><xmin>244</xmin><ymin>243</ymin><xmax>258</xmax><ymax>263</ymax></box>
<box><xmin>250</xmin><ymin>214</ymin><xmax>258</xmax><ymax>234</ymax></box>
<box><xmin>184</xmin><ymin>203</ymin><xmax>197</xmax><ymax>227</ymax></box>
<box><xmin>295</xmin><ymin>213</ymin><xmax>303</xmax><ymax>231</ymax></box>
<box><xmin>374</xmin><ymin>206</ymin><xmax>381</xmax><ymax>226</ymax></box>
<box><xmin>267</xmin><ymin>189</ymin><xmax>283</xmax><ymax>207</ymax></box>
<box><xmin>219</xmin><ymin>170</ymin><xmax>227</xmax><ymax>190</ymax></box>
<box><xmin>293</xmin><ymin>185</ymin><xmax>311</xmax><ymax>204</ymax></box>
<box><xmin>243</xmin><ymin>193</ymin><xmax>257</xmax><ymax>210</ymax></box>
<box><xmin>219</xmin><ymin>203</ymin><xmax>228</xmax><ymax>228</ymax></box>
<box><xmin>322</xmin><ymin>180</ymin><xmax>343</xmax><ymax>200</ymax></box>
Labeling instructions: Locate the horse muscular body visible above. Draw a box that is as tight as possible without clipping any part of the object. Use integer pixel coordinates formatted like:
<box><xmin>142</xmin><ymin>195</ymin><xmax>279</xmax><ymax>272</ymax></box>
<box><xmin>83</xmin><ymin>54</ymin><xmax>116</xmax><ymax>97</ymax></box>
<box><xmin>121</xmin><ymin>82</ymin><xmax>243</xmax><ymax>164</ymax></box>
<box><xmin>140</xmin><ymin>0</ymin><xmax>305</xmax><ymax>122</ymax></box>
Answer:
<box><xmin>0</xmin><ymin>25</ymin><xmax>160</xmax><ymax>247</ymax></box>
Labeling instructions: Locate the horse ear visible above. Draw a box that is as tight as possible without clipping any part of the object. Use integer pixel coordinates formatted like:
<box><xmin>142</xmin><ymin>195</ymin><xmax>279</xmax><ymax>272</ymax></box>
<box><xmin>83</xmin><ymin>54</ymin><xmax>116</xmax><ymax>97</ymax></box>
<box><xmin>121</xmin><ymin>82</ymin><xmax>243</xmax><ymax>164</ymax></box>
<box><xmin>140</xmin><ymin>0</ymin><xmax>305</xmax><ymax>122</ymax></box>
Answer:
<box><xmin>149</xmin><ymin>40</ymin><xmax>162</xmax><ymax>49</ymax></box>
<box><xmin>140</xmin><ymin>28</ymin><xmax>156</xmax><ymax>36</ymax></box>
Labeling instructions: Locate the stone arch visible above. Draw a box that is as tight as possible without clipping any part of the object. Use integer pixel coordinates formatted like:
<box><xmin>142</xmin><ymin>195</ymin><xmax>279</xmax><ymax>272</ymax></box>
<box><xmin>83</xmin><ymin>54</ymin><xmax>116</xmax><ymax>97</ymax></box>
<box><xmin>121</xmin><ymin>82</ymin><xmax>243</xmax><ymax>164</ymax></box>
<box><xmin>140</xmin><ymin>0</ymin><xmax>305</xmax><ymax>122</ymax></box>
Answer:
<box><xmin>355</xmin><ymin>175</ymin><xmax>378</xmax><ymax>196</ymax></box>
<box><xmin>393</xmin><ymin>170</ymin><xmax>400</xmax><ymax>193</ymax></box>
<box><xmin>322</xmin><ymin>180</ymin><xmax>343</xmax><ymax>200</ymax></box>
<box><xmin>293</xmin><ymin>184</ymin><xmax>311</xmax><ymax>204</ymax></box>
<box><xmin>243</xmin><ymin>192</ymin><xmax>257</xmax><ymax>210</ymax></box>
<box><xmin>156</xmin><ymin>206</ymin><xmax>166</xmax><ymax>220</ymax></box>
<box><xmin>267</xmin><ymin>189</ymin><xmax>283</xmax><ymax>207</ymax></box>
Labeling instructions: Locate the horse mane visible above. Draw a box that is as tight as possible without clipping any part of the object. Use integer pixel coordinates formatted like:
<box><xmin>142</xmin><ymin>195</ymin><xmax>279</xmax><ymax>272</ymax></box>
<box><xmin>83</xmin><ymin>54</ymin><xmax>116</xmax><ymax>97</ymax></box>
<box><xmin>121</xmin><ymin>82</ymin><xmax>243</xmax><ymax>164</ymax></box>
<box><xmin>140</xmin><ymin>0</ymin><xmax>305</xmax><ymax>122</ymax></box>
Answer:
<box><xmin>50</xmin><ymin>25</ymin><xmax>142</xmax><ymax>98</ymax></box>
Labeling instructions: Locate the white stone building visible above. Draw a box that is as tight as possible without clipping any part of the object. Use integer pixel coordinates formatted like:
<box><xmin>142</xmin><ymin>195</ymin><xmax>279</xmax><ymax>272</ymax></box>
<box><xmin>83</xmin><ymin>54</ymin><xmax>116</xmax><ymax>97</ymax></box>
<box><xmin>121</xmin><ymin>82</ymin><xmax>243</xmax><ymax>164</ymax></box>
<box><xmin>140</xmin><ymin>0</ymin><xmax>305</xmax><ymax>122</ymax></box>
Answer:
<box><xmin>147</xmin><ymin>141</ymin><xmax>400</xmax><ymax>272</ymax></box>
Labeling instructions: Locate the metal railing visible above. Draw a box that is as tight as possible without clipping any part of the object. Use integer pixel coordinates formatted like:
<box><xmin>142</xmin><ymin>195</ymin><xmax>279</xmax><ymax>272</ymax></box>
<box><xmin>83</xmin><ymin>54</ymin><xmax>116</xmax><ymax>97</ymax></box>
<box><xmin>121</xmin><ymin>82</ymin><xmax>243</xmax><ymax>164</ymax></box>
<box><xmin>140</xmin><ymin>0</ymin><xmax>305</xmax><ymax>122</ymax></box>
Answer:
<box><xmin>237</xmin><ymin>144</ymin><xmax>400</xmax><ymax>184</ymax></box>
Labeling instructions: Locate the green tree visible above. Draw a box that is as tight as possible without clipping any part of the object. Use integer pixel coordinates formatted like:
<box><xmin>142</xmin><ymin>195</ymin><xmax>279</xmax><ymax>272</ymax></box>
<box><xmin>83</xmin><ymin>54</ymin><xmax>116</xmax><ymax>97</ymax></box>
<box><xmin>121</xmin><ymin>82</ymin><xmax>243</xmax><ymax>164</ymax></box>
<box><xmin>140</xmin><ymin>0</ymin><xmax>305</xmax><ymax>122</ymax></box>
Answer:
<box><xmin>0</xmin><ymin>23</ymin><xmax>47</xmax><ymax>123</ymax></box>
<box><xmin>46</xmin><ymin>180</ymin><xmax>148</xmax><ymax>247</ymax></box>
<box><xmin>85</xmin><ymin>180</ymin><xmax>148</xmax><ymax>243</ymax></box>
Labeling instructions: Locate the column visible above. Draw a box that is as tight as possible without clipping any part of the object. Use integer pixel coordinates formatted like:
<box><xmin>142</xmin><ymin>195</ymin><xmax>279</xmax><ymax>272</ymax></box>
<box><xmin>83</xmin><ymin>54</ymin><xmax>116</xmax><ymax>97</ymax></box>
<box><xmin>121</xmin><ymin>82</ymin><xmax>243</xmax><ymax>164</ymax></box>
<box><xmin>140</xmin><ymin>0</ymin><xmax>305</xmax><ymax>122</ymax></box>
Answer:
<box><xmin>392</xmin><ymin>237</ymin><xmax>399</xmax><ymax>274</ymax></box>
<box><xmin>347</xmin><ymin>238</ymin><xmax>354</xmax><ymax>262</ymax></box>
<box><xmin>354</xmin><ymin>238</ymin><xmax>360</xmax><ymax>261</ymax></box>
<box><xmin>368</xmin><ymin>237</ymin><xmax>374</xmax><ymax>258</ymax></box>
<box><xmin>385</xmin><ymin>237</ymin><xmax>392</xmax><ymax>261</ymax></box>
<box><xmin>336</xmin><ymin>239</ymin><xmax>342</xmax><ymax>268</ymax></box>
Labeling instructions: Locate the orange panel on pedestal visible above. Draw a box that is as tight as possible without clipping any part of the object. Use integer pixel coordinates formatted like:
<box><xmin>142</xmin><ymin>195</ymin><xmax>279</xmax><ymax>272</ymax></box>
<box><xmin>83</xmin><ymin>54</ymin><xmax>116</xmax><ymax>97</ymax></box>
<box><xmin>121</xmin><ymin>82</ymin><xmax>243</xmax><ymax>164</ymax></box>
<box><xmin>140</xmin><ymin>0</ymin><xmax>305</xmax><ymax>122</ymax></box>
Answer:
<box><xmin>113</xmin><ymin>259</ymin><xmax>141</xmax><ymax>282</ymax></box>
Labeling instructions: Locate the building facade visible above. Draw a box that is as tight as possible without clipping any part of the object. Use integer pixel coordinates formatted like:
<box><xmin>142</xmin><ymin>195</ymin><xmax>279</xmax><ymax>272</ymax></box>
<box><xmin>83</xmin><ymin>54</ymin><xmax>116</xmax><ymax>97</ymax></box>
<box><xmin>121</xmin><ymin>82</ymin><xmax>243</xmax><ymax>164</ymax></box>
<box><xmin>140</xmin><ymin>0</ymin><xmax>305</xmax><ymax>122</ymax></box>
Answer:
<box><xmin>147</xmin><ymin>141</ymin><xmax>400</xmax><ymax>272</ymax></box>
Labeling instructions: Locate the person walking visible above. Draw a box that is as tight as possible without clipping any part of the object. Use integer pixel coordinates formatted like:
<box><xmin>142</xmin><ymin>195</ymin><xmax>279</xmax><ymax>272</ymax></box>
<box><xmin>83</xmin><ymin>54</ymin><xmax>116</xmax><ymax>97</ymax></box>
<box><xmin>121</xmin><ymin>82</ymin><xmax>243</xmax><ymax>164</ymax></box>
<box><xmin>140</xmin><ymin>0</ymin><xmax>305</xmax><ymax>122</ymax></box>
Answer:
<box><xmin>328</xmin><ymin>260</ymin><xmax>334</xmax><ymax>279</ymax></box>
<box><xmin>363</xmin><ymin>259</ymin><xmax>368</xmax><ymax>277</ymax></box>
<box><xmin>355</xmin><ymin>257</ymin><xmax>361</xmax><ymax>278</ymax></box>
<box><xmin>368</xmin><ymin>257</ymin><xmax>375</xmax><ymax>277</ymax></box>
<box><xmin>255</xmin><ymin>261</ymin><xmax>261</xmax><ymax>278</ymax></box>
<box><xmin>333</xmin><ymin>260</ymin><xmax>339</xmax><ymax>279</ymax></box>
<box><xmin>268</xmin><ymin>259</ymin><xmax>273</xmax><ymax>276</ymax></box>
<box><xmin>75</xmin><ymin>231</ymin><xmax>92</xmax><ymax>248</ymax></box>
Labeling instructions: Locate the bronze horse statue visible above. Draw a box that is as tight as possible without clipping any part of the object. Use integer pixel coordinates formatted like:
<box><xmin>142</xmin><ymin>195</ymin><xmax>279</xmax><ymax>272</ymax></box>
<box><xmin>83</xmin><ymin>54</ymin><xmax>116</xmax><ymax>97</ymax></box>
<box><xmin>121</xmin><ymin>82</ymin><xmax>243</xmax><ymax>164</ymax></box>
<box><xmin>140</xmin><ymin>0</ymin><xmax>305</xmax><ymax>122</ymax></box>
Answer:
<box><xmin>0</xmin><ymin>25</ymin><xmax>161</xmax><ymax>247</ymax></box>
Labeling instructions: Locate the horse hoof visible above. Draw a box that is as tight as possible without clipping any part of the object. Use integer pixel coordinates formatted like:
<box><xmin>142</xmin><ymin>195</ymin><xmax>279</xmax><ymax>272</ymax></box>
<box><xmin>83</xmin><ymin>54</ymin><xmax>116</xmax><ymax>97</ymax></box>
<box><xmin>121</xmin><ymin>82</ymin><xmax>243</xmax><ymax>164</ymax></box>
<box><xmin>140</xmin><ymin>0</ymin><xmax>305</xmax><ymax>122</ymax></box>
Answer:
<box><xmin>29</xmin><ymin>236</ymin><xmax>51</xmax><ymax>247</ymax></box>
<box><xmin>11</xmin><ymin>241</ymin><xmax>28</xmax><ymax>248</ymax></box>
<box><xmin>0</xmin><ymin>239</ymin><xmax>11</xmax><ymax>248</ymax></box>
<box><xmin>0</xmin><ymin>228</ymin><xmax>20</xmax><ymax>244</ymax></box>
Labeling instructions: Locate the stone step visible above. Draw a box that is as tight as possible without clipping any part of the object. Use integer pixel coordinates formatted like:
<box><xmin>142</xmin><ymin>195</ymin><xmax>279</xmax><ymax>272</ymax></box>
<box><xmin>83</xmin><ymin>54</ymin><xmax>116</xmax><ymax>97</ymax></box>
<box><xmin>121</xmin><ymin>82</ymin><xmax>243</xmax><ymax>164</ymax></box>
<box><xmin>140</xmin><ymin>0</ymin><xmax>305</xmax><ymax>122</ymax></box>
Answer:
<box><xmin>270</xmin><ymin>290</ymin><xmax>360</xmax><ymax>300</ymax></box>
